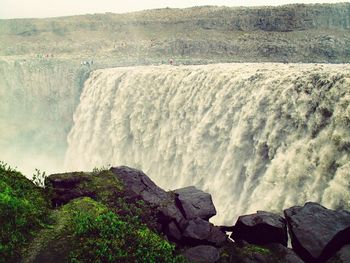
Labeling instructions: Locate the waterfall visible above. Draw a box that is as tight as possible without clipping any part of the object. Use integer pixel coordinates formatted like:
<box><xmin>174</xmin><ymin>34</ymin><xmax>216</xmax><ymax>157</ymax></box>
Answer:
<box><xmin>65</xmin><ymin>63</ymin><xmax>350</xmax><ymax>224</ymax></box>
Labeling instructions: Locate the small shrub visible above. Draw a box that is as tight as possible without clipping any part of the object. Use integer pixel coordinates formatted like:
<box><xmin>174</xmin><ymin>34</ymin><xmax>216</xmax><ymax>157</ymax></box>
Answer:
<box><xmin>113</xmin><ymin>197</ymin><xmax>158</xmax><ymax>231</ymax></box>
<box><xmin>92</xmin><ymin>165</ymin><xmax>110</xmax><ymax>174</ymax></box>
<box><xmin>32</xmin><ymin>168</ymin><xmax>47</xmax><ymax>187</ymax></box>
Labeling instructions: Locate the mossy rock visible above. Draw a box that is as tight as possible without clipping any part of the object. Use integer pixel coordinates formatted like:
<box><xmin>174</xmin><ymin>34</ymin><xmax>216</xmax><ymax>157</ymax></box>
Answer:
<box><xmin>45</xmin><ymin>169</ymin><xmax>124</xmax><ymax>207</ymax></box>
<box><xmin>219</xmin><ymin>241</ymin><xmax>304</xmax><ymax>263</ymax></box>
<box><xmin>45</xmin><ymin>168</ymin><xmax>159</xmax><ymax>231</ymax></box>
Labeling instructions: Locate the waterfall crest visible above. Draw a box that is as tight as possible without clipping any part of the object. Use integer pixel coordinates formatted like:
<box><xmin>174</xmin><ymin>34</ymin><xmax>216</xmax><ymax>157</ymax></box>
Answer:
<box><xmin>65</xmin><ymin>63</ymin><xmax>350</xmax><ymax>224</ymax></box>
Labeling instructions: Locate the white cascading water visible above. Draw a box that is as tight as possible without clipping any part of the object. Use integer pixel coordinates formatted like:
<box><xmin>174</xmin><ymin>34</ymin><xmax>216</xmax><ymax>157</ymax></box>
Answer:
<box><xmin>65</xmin><ymin>63</ymin><xmax>350</xmax><ymax>224</ymax></box>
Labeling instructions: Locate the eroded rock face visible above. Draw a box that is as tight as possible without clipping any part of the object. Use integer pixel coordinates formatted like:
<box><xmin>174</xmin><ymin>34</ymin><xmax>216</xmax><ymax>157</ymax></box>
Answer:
<box><xmin>110</xmin><ymin>166</ymin><xmax>227</xmax><ymax>247</ymax></box>
<box><xmin>110</xmin><ymin>166</ymin><xmax>168</xmax><ymax>204</ymax></box>
<box><xmin>110</xmin><ymin>166</ymin><xmax>186</xmax><ymax>229</ymax></box>
<box><xmin>174</xmin><ymin>186</ymin><xmax>216</xmax><ymax>221</ymax></box>
<box><xmin>182</xmin><ymin>218</ymin><xmax>227</xmax><ymax>247</ymax></box>
<box><xmin>231</xmin><ymin>211</ymin><xmax>288</xmax><ymax>246</ymax></box>
<box><xmin>46</xmin><ymin>166</ymin><xmax>226</xmax><ymax>247</ymax></box>
<box><xmin>284</xmin><ymin>202</ymin><xmax>350</xmax><ymax>263</ymax></box>
<box><xmin>183</xmin><ymin>245</ymin><xmax>220</xmax><ymax>263</ymax></box>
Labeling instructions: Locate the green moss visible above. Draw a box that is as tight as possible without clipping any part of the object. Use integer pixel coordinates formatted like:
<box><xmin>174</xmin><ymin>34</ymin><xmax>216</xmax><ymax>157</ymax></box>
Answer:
<box><xmin>62</xmin><ymin>196</ymin><xmax>108</xmax><ymax>216</ymax></box>
<box><xmin>0</xmin><ymin>162</ymin><xmax>49</xmax><ymax>262</ymax></box>
<box><xmin>241</xmin><ymin>244</ymin><xmax>271</xmax><ymax>256</ymax></box>
<box><xmin>58</xmin><ymin>169</ymin><xmax>158</xmax><ymax>230</ymax></box>
<box><xmin>90</xmin><ymin>169</ymin><xmax>124</xmax><ymax>203</ymax></box>
<box><xmin>219</xmin><ymin>242</ymin><xmax>275</xmax><ymax>263</ymax></box>
<box><xmin>56</xmin><ymin>169</ymin><xmax>125</xmax><ymax>205</ymax></box>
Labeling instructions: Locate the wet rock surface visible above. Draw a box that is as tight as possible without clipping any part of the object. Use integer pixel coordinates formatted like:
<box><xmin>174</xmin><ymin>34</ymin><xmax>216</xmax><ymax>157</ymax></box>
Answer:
<box><xmin>174</xmin><ymin>186</ymin><xmax>216</xmax><ymax>220</ymax></box>
<box><xmin>183</xmin><ymin>245</ymin><xmax>220</xmax><ymax>263</ymax></box>
<box><xmin>265</xmin><ymin>243</ymin><xmax>305</xmax><ymax>263</ymax></box>
<box><xmin>231</xmin><ymin>211</ymin><xmax>288</xmax><ymax>246</ymax></box>
<box><xmin>182</xmin><ymin>217</ymin><xmax>227</xmax><ymax>247</ymax></box>
<box><xmin>284</xmin><ymin>202</ymin><xmax>350</xmax><ymax>263</ymax></box>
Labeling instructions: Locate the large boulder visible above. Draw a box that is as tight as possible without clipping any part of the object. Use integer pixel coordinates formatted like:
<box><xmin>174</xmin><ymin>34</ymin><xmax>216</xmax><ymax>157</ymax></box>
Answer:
<box><xmin>110</xmin><ymin>166</ymin><xmax>186</xmax><ymax>229</ymax></box>
<box><xmin>110</xmin><ymin>166</ymin><xmax>168</xmax><ymax>204</ymax></box>
<box><xmin>284</xmin><ymin>202</ymin><xmax>350</xmax><ymax>263</ymax></box>
<box><xmin>164</xmin><ymin>221</ymin><xmax>182</xmax><ymax>242</ymax></box>
<box><xmin>183</xmin><ymin>245</ymin><xmax>219</xmax><ymax>263</ymax></box>
<box><xmin>110</xmin><ymin>166</ymin><xmax>228</xmax><ymax>248</ymax></box>
<box><xmin>182</xmin><ymin>217</ymin><xmax>227</xmax><ymax>247</ymax></box>
<box><xmin>231</xmin><ymin>211</ymin><xmax>288</xmax><ymax>246</ymax></box>
<box><xmin>174</xmin><ymin>186</ymin><xmax>216</xmax><ymax>220</ymax></box>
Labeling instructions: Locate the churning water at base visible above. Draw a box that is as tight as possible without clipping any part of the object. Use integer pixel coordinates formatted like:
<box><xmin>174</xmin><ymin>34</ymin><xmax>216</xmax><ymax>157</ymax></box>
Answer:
<box><xmin>65</xmin><ymin>63</ymin><xmax>350</xmax><ymax>224</ymax></box>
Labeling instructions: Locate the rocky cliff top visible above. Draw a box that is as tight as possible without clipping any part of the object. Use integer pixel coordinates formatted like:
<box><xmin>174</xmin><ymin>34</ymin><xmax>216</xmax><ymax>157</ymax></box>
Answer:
<box><xmin>1</xmin><ymin>3</ymin><xmax>349</xmax><ymax>63</ymax></box>
<box><xmin>1</xmin><ymin>162</ymin><xmax>349</xmax><ymax>262</ymax></box>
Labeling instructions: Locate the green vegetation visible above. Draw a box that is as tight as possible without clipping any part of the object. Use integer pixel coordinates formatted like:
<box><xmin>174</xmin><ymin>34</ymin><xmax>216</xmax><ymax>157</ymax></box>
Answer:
<box><xmin>240</xmin><ymin>244</ymin><xmax>271</xmax><ymax>256</ymax></box>
<box><xmin>0</xmin><ymin>165</ymin><xmax>186</xmax><ymax>262</ymax></box>
<box><xmin>69</xmin><ymin>205</ymin><xmax>185</xmax><ymax>263</ymax></box>
<box><xmin>0</xmin><ymin>162</ymin><xmax>49</xmax><ymax>262</ymax></box>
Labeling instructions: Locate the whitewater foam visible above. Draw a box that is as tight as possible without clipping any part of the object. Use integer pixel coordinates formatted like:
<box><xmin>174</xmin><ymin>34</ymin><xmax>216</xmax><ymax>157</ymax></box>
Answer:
<box><xmin>65</xmin><ymin>63</ymin><xmax>350</xmax><ymax>224</ymax></box>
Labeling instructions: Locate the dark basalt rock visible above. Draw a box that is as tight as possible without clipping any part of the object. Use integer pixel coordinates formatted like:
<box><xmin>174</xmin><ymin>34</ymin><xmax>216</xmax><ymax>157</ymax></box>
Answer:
<box><xmin>182</xmin><ymin>217</ymin><xmax>227</xmax><ymax>247</ymax></box>
<box><xmin>265</xmin><ymin>243</ymin><xmax>305</xmax><ymax>263</ymax></box>
<box><xmin>231</xmin><ymin>211</ymin><xmax>288</xmax><ymax>246</ymax></box>
<box><xmin>164</xmin><ymin>221</ymin><xmax>182</xmax><ymax>242</ymax></box>
<box><xmin>284</xmin><ymin>202</ymin><xmax>350</xmax><ymax>263</ymax></box>
<box><xmin>326</xmin><ymin>244</ymin><xmax>350</xmax><ymax>263</ymax></box>
<box><xmin>47</xmin><ymin>166</ymin><xmax>227</xmax><ymax>247</ymax></box>
<box><xmin>110</xmin><ymin>166</ymin><xmax>168</xmax><ymax>204</ymax></box>
<box><xmin>110</xmin><ymin>166</ymin><xmax>227</xmax><ymax>247</ymax></box>
<box><xmin>209</xmin><ymin>225</ymin><xmax>228</xmax><ymax>247</ymax></box>
<box><xmin>183</xmin><ymin>245</ymin><xmax>219</xmax><ymax>263</ymax></box>
<box><xmin>110</xmin><ymin>166</ymin><xmax>187</xmax><ymax>230</ymax></box>
<box><xmin>183</xmin><ymin>218</ymin><xmax>211</xmax><ymax>242</ymax></box>
<box><xmin>174</xmin><ymin>186</ymin><xmax>217</xmax><ymax>221</ymax></box>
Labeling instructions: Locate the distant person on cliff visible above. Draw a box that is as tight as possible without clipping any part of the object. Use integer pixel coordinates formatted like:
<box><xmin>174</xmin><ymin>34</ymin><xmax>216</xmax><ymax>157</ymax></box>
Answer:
<box><xmin>169</xmin><ymin>58</ymin><xmax>174</xmax><ymax>65</ymax></box>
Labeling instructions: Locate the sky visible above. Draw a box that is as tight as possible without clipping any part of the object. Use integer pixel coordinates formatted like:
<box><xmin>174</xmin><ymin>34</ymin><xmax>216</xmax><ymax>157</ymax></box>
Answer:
<box><xmin>0</xmin><ymin>0</ymin><xmax>346</xmax><ymax>19</ymax></box>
